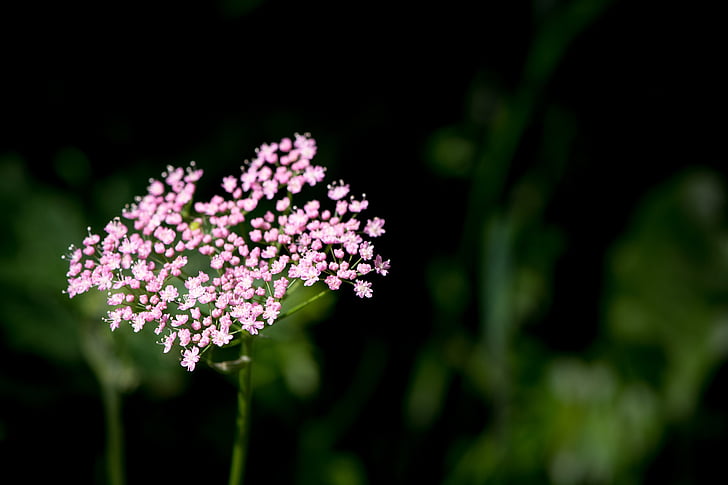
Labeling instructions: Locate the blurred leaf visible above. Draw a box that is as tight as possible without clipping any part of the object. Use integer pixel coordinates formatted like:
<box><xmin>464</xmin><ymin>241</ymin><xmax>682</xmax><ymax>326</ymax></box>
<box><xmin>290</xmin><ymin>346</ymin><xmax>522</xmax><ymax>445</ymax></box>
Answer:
<box><xmin>92</xmin><ymin>174</ymin><xmax>135</xmax><ymax>219</ymax></box>
<box><xmin>540</xmin><ymin>359</ymin><xmax>661</xmax><ymax>485</ymax></box>
<box><xmin>426</xmin><ymin>256</ymin><xmax>470</xmax><ymax>318</ymax></box>
<box><xmin>278</xmin><ymin>340</ymin><xmax>320</xmax><ymax>398</ymax></box>
<box><xmin>0</xmin><ymin>157</ymin><xmax>86</xmax><ymax>364</ymax></box>
<box><xmin>218</xmin><ymin>0</ymin><xmax>264</xmax><ymax>18</ymax></box>
<box><xmin>295</xmin><ymin>340</ymin><xmax>387</xmax><ymax>485</ymax></box>
<box><xmin>324</xmin><ymin>453</ymin><xmax>367</xmax><ymax>485</ymax></box>
<box><xmin>53</xmin><ymin>146</ymin><xmax>91</xmax><ymax>188</ymax></box>
<box><xmin>81</xmin><ymin>317</ymin><xmax>139</xmax><ymax>394</ymax></box>
<box><xmin>0</xmin><ymin>156</ymin><xmax>187</xmax><ymax>394</ymax></box>
<box><xmin>253</xmin><ymin>283</ymin><xmax>334</xmax><ymax>400</ymax></box>
<box><xmin>0</xmin><ymin>154</ymin><xmax>27</xmax><ymax>206</ymax></box>
<box><xmin>605</xmin><ymin>169</ymin><xmax>728</xmax><ymax>418</ymax></box>
<box><xmin>0</xmin><ymin>289</ymin><xmax>83</xmax><ymax>365</ymax></box>
<box><xmin>425</xmin><ymin>126</ymin><xmax>476</xmax><ymax>178</ymax></box>
<box><xmin>404</xmin><ymin>344</ymin><xmax>450</xmax><ymax>430</ymax></box>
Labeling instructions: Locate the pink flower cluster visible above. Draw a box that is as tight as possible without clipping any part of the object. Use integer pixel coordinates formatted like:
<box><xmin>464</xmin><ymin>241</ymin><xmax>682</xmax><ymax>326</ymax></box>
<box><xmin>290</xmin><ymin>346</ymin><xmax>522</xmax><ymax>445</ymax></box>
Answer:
<box><xmin>64</xmin><ymin>134</ymin><xmax>390</xmax><ymax>371</ymax></box>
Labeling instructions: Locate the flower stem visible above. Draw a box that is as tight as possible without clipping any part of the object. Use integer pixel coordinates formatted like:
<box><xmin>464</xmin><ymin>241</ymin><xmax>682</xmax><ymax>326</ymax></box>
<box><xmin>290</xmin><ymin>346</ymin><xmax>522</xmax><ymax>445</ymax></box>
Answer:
<box><xmin>228</xmin><ymin>335</ymin><xmax>253</xmax><ymax>485</ymax></box>
<box><xmin>101</xmin><ymin>380</ymin><xmax>125</xmax><ymax>485</ymax></box>
<box><xmin>80</xmin><ymin>321</ymin><xmax>125</xmax><ymax>485</ymax></box>
<box><xmin>278</xmin><ymin>288</ymin><xmax>329</xmax><ymax>321</ymax></box>
<box><xmin>226</xmin><ymin>287</ymin><xmax>327</xmax><ymax>483</ymax></box>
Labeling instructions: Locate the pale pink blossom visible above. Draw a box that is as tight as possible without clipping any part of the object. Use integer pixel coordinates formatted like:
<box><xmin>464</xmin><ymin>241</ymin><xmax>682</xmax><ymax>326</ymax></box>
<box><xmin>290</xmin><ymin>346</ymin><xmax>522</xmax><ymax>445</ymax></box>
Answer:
<box><xmin>107</xmin><ymin>293</ymin><xmax>125</xmax><ymax>306</ymax></box>
<box><xmin>104</xmin><ymin>218</ymin><xmax>128</xmax><ymax>239</ymax></box>
<box><xmin>358</xmin><ymin>241</ymin><xmax>374</xmax><ymax>260</ymax></box>
<box><xmin>276</xmin><ymin>197</ymin><xmax>290</xmax><ymax>212</ymax></box>
<box><xmin>211</xmin><ymin>327</ymin><xmax>233</xmax><ymax>347</ymax></box>
<box><xmin>181</xmin><ymin>346</ymin><xmax>200</xmax><ymax>371</ymax></box>
<box><xmin>106</xmin><ymin>308</ymin><xmax>124</xmax><ymax>331</ymax></box>
<box><xmin>374</xmin><ymin>255</ymin><xmax>391</xmax><ymax>276</ymax></box>
<box><xmin>222</xmin><ymin>176</ymin><xmax>237</xmax><ymax>193</ymax></box>
<box><xmin>159</xmin><ymin>284</ymin><xmax>179</xmax><ymax>302</ymax></box>
<box><xmin>325</xmin><ymin>275</ymin><xmax>342</xmax><ymax>290</ymax></box>
<box><xmin>241</xmin><ymin>320</ymin><xmax>265</xmax><ymax>335</ymax></box>
<box><xmin>262</xmin><ymin>297</ymin><xmax>281</xmax><ymax>324</ymax></box>
<box><xmin>364</xmin><ymin>217</ymin><xmax>386</xmax><ymax>237</ymax></box>
<box><xmin>356</xmin><ymin>263</ymin><xmax>372</xmax><ymax>275</ymax></box>
<box><xmin>64</xmin><ymin>134</ymin><xmax>390</xmax><ymax>370</ymax></box>
<box><xmin>327</xmin><ymin>181</ymin><xmax>350</xmax><ymax>200</ymax></box>
<box><xmin>162</xmin><ymin>332</ymin><xmax>177</xmax><ymax>353</ymax></box>
<box><xmin>178</xmin><ymin>328</ymin><xmax>192</xmax><ymax>346</ymax></box>
<box><xmin>354</xmin><ymin>280</ymin><xmax>373</xmax><ymax>298</ymax></box>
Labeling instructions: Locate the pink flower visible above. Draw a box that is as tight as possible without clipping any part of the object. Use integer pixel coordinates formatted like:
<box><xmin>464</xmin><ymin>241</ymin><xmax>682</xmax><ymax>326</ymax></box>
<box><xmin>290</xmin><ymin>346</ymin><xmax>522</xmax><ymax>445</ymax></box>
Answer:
<box><xmin>374</xmin><ymin>255</ymin><xmax>391</xmax><ymax>276</ymax></box>
<box><xmin>107</xmin><ymin>293</ymin><xmax>125</xmax><ymax>306</ymax></box>
<box><xmin>159</xmin><ymin>284</ymin><xmax>179</xmax><ymax>302</ymax></box>
<box><xmin>222</xmin><ymin>176</ymin><xmax>237</xmax><ymax>193</ymax></box>
<box><xmin>358</xmin><ymin>241</ymin><xmax>374</xmax><ymax>260</ymax></box>
<box><xmin>106</xmin><ymin>308</ymin><xmax>125</xmax><ymax>331</ymax></box>
<box><xmin>279</xmin><ymin>137</ymin><xmax>292</xmax><ymax>152</ymax></box>
<box><xmin>295</xmin><ymin>132</ymin><xmax>317</xmax><ymax>160</ymax></box>
<box><xmin>325</xmin><ymin>275</ymin><xmax>342</xmax><ymax>290</ymax></box>
<box><xmin>354</xmin><ymin>280</ymin><xmax>373</xmax><ymax>298</ymax></box>
<box><xmin>262</xmin><ymin>297</ymin><xmax>281</xmax><ymax>324</ymax></box>
<box><xmin>241</xmin><ymin>320</ymin><xmax>265</xmax><ymax>335</ymax></box>
<box><xmin>167</xmin><ymin>255</ymin><xmax>188</xmax><ymax>276</ymax></box>
<box><xmin>349</xmin><ymin>198</ymin><xmax>368</xmax><ymax>213</ymax></box>
<box><xmin>92</xmin><ymin>266</ymin><xmax>114</xmax><ymax>291</ymax></box>
<box><xmin>154</xmin><ymin>226</ymin><xmax>176</xmax><ymax>245</ymax></box>
<box><xmin>65</xmin><ymin>273</ymin><xmax>92</xmax><ymax>298</ymax></box>
<box><xmin>211</xmin><ymin>327</ymin><xmax>233</xmax><ymax>347</ymax></box>
<box><xmin>303</xmin><ymin>165</ymin><xmax>326</xmax><ymax>185</ymax></box>
<box><xmin>148</xmin><ymin>180</ymin><xmax>165</xmax><ymax>196</ymax></box>
<box><xmin>83</xmin><ymin>232</ymin><xmax>100</xmax><ymax>247</ymax></box>
<box><xmin>276</xmin><ymin>197</ymin><xmax>290</xmax><ymax>212</ymax></box>
<box><xmin>64</xmin><ymin>134</ymin><xmax>390</xmax><ymax>371</ymax></box>
<box><xmin>162</xmin><ymin>332</ymin><xmax>177</xmax><ymax>353</ymax></box>
<box><xmin>273</xmin><ymin>277</ymin><xmax>289</xmax><ymax>298</ymax></box>
<box><xmin>172</xmin><ymin>314</ymin><xmax>189</xmax><ymax>327</ymax></box>
<box><xmin>364</xmin><ymin>217</ymin><xmax>386</xmax><ymax>237</ymax></box>
<box><xmin>356</xmin><ymin>263</ymin><xmax>372</xmax><ymax>275</ymax></box>
<box><xmin>104</xmin><ymin>218</ymin><xmax>128</xmax><ymax>239</ymax></box>
<box><xmin>327</xmin><ymin>180</ymin><xmax>350</xmax><ymax>200</ymax></box>
<box><xmin>261</xmin><ymin>246</ymin><xmax>278</xmax><ymax>259</ymax></box>
<box><xmin>181</xmin><ymin>346</ymin><xmax>200</xmax><ymax>371</ymax></box>
<box><xmin>178</xmin><ymin>328</ymin><xmax>192</xmax><ymax>346</ymax></box>
<box><xmin>131</xmin><ymin>313</ymin><xmax>147</xmax><ymax>332</ymax></box>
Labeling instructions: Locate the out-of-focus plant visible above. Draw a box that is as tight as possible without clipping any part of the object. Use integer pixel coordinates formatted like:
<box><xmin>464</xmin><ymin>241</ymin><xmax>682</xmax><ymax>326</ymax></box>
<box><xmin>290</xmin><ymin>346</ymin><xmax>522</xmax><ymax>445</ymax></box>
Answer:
<box><xmin>409</xmin><ymin>0</ymin><xmax>728</xmax><ymax>482</ymax></box>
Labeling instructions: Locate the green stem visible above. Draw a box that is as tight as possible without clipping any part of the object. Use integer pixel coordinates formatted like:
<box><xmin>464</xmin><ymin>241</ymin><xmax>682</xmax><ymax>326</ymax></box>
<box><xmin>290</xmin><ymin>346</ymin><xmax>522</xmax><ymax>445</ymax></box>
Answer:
<box><xmin>101</xmin><ymin>381</ymin><xmax>125</xmax><ymax>485</ymax></box>
<box><xmin>277</xmin><ymin>288</ymin><xmax>329</xmax><ymax>321</ymax></box>
<box><xmin>80</xmin><ymin>320</ymin><xmax>126</xmax><ymax>485</ymax></box>
<box><xmin>228</xmin><ymin>336</ymin><xmax>253</xmax><ymax>485</ymax></box>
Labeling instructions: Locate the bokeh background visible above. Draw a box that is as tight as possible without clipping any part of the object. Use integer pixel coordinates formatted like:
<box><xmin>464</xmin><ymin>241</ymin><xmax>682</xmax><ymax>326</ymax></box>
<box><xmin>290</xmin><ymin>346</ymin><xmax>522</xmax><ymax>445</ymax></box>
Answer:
<box><xmin>1</xmin><ymin>0</ymin><xmax>727</xmax><ymax>483</ymax></box>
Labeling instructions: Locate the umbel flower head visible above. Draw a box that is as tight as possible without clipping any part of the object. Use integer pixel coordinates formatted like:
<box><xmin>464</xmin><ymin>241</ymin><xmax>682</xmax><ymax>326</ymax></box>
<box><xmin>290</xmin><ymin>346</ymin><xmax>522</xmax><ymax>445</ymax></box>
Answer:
<box><xmin>64</xmin><ymin>134</ymin><xmax>390</xmax><ymax>371</ymax></box>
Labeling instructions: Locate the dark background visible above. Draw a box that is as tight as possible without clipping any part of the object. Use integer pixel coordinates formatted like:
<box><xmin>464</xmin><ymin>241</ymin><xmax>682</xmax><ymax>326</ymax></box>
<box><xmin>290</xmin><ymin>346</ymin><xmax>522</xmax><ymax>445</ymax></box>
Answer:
<box><xmin>1</xmin><ymin>0</ymin><xmax>727</xmax><ymax>483</ymax></box>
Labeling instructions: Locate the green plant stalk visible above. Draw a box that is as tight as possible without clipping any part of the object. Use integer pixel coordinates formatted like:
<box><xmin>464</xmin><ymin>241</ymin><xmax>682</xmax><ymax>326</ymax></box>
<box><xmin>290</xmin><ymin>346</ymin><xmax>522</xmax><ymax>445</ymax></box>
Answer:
<box><xmin>228</xmin><ymin>335</ymin><xmax>253</xmax><ymax>485</ymax></box>
<box><xmin>80</xmin><ymin>320</ymin><xmax>126</xmax><ymax>485</ymax></box>
<box><xmin>101</xmin><ymin>380</ymin><xmax>125</xmax><ymax>485</ymax></box>
<box><xmin>277</xmin><ymin>288</ymin><xmax>329</xmax><ymax>321</ymax></box>
<box><xmin>225</xmin><ymin>287</ymin><xmax>329</xmax><ymax>483</ymax></box>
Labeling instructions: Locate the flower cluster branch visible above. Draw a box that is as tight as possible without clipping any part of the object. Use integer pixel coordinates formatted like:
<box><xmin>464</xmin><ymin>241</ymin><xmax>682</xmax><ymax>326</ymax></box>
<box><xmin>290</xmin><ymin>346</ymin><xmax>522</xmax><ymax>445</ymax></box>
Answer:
<box><xmin>64</xmin><ymin>134</ymin><xmax>390</xmax><ymax>370</ymax></box>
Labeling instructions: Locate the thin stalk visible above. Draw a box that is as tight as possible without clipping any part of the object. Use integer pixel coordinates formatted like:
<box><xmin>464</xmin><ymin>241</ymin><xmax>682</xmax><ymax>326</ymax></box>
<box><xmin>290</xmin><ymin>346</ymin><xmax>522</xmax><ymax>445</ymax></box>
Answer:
<box><xmin>277</xmin><ymin>289</ymin><xmax>329</xmax><ymax>321</ymax></box>
<box><xmin>225</xmin><ymin>286</ymin><xmax>328</xmax><ymax>482</ymax></box>
<box><xmin>101</xmin><ymin>381</ymin><xmax>125</xmax><ymax>485</ymax></box>
<box><xmin>80</xmin><ymin>320</ymin><xmax>126</xmax><ymax>485</ymax></box>
<box><xmin>228</xmin><ymin>336</ymin><xmax>253</xmax><ymax>485</ymax></box>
